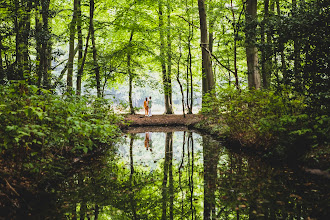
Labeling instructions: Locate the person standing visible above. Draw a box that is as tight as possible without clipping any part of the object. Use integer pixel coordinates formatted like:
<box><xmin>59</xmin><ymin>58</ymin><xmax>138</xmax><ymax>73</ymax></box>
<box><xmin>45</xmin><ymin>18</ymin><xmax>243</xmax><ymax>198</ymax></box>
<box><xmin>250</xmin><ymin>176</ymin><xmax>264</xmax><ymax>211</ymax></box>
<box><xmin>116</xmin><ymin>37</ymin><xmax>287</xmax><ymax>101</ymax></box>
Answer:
<box><xmin>144</xmin><ymin>97</ymin><xmax>149</xmax><ymax>116</ymax></box>
<box><xmin>148</xmin><ymin>96</ymin><xmax>152</xmax><ymax>116</ymax></box>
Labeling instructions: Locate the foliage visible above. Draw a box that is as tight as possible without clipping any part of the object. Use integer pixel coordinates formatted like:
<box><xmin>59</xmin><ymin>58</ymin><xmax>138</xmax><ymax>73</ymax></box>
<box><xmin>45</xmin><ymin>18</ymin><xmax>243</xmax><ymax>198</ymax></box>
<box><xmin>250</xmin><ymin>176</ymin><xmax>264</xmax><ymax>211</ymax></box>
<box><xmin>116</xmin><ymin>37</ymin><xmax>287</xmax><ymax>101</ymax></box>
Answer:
<box><xmin>202</xmin><ymin>86</ymin><xmax>329</xmax><ymax>159</ymax></box>
<box><xmin>0</xmin><ymin>82</ymin><xmax>122</xmax><ymax>173</ymax></box>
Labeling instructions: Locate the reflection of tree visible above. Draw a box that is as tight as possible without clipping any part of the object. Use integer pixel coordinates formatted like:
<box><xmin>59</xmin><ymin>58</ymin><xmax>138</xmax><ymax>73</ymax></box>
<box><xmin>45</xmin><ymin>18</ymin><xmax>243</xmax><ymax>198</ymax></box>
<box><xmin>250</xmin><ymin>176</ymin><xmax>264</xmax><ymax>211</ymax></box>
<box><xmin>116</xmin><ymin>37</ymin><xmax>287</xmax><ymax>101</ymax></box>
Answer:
<box><xmin>24</xmin><ymin>132</ymin><xmax>328</xmax><ymax>219</ymax></box>
<box><xmin>203</xmin><ymin>136</ymin><xmax>220</xmax><ymax>220</ymax></box>
<box><xmin>129</xmin><ymin>134</ymin><xmax>137</xmax><ymax>219</ymax></box>
<box><xmin>162</xmin><ymin>132</ymin><xmax>173</xmax><ymax>220</ymax></box>
<box><xmin>187</xmin><ymin>131</ymin><xmax>196</xmax><ymax>219</ymax></box>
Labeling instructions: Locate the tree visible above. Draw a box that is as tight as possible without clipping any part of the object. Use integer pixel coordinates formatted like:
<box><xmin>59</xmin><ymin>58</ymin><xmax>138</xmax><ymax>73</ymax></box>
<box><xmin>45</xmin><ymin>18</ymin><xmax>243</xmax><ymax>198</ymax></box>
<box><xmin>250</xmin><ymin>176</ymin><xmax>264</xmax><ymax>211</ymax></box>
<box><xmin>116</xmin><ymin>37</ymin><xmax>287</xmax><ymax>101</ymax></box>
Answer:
<box><xmin>159</xmin><ymin>0</ymin><xmax>173</xmax><ymax>114</ymax></box>
<box><xmin>76</xmin><ymin>0</ymin><xmax>83</xmax><ymax>95</ymax></box>
<box><xmin>245</xmin><ymin>0</ymin><xmax>261</xmax><ymax>89</ymax></box>
<box><xmin>128</xmin><ymin>30</ymin><xmax>135</xmax><ymax>114</ymax></box>
<box><xmin>67</xmin><ymin>0</ymin><xmax>78</xmax><ymax>92</ymax></box>
<box><xmin>90</xmin><ymin>0</ymin><xmax>101</xmax><ymax>98</ymax></box>
<box><xmin>198</xmin><ymin>0</ymin><xmax>214</xmax><ymax>100</ymax></box>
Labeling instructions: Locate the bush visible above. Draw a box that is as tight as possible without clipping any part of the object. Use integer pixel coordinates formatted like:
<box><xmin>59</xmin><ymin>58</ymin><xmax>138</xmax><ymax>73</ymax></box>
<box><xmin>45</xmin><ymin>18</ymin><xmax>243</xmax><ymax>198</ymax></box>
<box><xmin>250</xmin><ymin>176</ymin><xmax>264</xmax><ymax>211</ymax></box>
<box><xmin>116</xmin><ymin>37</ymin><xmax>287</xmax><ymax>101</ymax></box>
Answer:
<box><xmin>0</xmin><ymin>82</ymin><xmax>123</xmax><ymax>172</ymax></box>
<box><xmin>202</xmin><ymin>86</ymin><xmax>329</xmax><ymax>160</ymax></box>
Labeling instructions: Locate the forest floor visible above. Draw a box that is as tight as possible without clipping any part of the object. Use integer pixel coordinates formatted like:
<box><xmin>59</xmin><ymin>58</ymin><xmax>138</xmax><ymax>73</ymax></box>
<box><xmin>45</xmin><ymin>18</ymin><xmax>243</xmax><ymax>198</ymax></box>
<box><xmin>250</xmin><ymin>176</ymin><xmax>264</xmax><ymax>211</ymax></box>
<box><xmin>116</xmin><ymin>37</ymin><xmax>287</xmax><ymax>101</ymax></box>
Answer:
<box><xmin>123</xmin><ymin>114</ymin><xmax>204</xmax><ymax>127</ymax></box>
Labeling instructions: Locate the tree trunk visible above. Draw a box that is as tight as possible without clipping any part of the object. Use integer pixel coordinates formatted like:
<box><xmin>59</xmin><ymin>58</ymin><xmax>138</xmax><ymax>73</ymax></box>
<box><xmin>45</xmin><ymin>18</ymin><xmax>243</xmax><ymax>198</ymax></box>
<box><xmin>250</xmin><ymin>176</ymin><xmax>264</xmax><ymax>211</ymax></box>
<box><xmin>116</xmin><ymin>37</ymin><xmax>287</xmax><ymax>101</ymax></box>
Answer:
<box><xmin>0</xmin><ymin>35</ymin><xmax>5</xmax><ymax>83</ymax></box>
<box><xmin>231</xmin><ymin>0</ymin><xmax>240</xmax><ymax>89</ymax></box>
<box><xmin>67</xmin><ymin>0</ymin><xmax>78</xmax><ymax>92</ymax></box>
<box><xmin>276</xmin><ymin>0</ymin><xmax>286</xmax><ymax>81</ymax></box>
<box><xmin>261</xmin><ymin>0</ymin><xmax>271</xmax><ymax>89</ymax></box>
<box><xmin>165</xmin><ymin>0</ymin><xmax>173</xmax><ymax>114</ymax></box>
<box><xmin>128</xmin><ymin>30</ymin><xmax>135</xmax><ymax>115</ymax></box>
<box><xmin>23</xmin><ymin>0</ymin><xmax>32</xmax><ymax>81</ymax></box>
<box><xmin>74</xmin><ymin>28</ymin><xmax>91</xmax><ymax>92</ymax></box>
<box><xmin>198</xmin><ymin>0</ymin><xmax>214</xmax><ymax>99</ymax></box>
<box><xmin>292</xmin><ymin>0</ymin><xmax>302</xmax><ymax>90</ymax></box>
<box><xmin>41</xmin><ymin>0</ymin><xmax>51</xmax><ymax>89</ymax></box>
<box><xmin>176</xmin><ymin>33</ymin><xmax>185</xmax><ymax>117</ymax></box>
<box><xmin>245</xmin><ymin>0</ymin><xmax>261</xmax><ymax>89</ymax></box>
<box><xmin>15</xmin><ymin>0</ymin><xmax>31</xmax><ymax>80</ymax></box>
<box><xmin>90</xmin><ymin>0</ymin><xmax>101</xmax><ymax>97</ymax></box>
<box><xmin>76</xmin><ymin>0</ymin><xmax>83</xmax><ymax>95</ymax></box>
<box><xmin>159</xmin><ymin>0</ymin><xmax>173</xmax><ymax>114</ymax></box>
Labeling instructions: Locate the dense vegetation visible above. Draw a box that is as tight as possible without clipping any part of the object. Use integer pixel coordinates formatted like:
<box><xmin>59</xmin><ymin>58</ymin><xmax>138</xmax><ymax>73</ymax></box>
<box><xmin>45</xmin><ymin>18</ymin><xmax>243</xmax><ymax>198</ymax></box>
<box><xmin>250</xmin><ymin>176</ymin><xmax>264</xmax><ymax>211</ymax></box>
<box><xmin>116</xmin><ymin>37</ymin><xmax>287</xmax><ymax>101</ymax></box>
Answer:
<box><xmin>0</xmin><ymin>0</ymin><xmax>329</xmax><ymax>213</ymax></box>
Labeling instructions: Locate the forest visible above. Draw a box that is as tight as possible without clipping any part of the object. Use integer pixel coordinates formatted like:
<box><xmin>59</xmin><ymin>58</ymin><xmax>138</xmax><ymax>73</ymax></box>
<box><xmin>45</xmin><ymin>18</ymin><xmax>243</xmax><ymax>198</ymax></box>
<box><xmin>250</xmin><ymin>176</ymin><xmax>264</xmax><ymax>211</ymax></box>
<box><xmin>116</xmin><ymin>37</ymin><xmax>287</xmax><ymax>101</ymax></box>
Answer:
<box><xmin>0</xmin><ymin>0</ymin><xmax>329</xmax><ymax>218</ymax></box>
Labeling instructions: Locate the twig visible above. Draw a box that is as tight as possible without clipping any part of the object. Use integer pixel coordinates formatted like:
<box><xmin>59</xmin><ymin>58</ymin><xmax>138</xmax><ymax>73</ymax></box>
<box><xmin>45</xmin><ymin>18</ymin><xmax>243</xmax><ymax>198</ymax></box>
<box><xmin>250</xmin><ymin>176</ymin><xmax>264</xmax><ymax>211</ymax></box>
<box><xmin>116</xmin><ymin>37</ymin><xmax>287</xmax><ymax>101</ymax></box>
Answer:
<box><xmin>175</xmin><ymin>15</ymin><xmax>200</xmax><ymax>29</ymax></box>
<box><xmin>5</xmin><ymin>178</ymin><xmax>20</xmax><ymax>197</ymax></box>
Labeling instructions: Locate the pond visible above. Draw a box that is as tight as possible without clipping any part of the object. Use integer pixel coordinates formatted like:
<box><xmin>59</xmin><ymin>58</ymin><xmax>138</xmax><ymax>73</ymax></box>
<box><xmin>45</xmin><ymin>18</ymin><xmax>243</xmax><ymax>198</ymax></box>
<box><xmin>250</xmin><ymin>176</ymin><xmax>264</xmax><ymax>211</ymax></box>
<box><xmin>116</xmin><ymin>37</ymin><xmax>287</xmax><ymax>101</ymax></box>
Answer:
<box><xmin>6</xmin><ymin>129</ymin><xmax>329</xmax><ymax>219</ymax></box>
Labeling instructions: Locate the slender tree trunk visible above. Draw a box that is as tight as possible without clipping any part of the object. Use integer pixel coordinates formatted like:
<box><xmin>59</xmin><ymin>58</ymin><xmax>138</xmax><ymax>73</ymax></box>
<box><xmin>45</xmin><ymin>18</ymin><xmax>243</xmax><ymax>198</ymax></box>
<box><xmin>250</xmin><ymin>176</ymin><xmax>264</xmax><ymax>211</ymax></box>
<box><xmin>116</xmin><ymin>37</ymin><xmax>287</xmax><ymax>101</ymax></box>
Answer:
<box><xmin>76</xmin><ymin>0</ymin><xmax>83</xmax><ymax>95</ymax></box>
<box><xmin>0</xmin><ymin>35</ymin><xmax>5</xmax><ymax>83</ymax></box>
<box><xmin>185</xmin><ymin>0</ymin><xmax>193</xmax><ymax>114</ymax></box>
<box><xmin>245</xmin><ymin>0</ymin><xmax>261</xmax><ymax>89</ymax></box>
<box><xmin>128</xmin><ymin>30</ymin><xmax>135</xmax><ymax>115</ymax></box>
<box><xmin>276</xmin><ymin>0</ymin><xmax>286</xmax><ymax>81</ymax></box>
<box><xmin>165</xmin><ymin>0</ymin><xmax>173</xmax><ymax>114</ymax></box>
<box><xmin>261</xmin><ymin>0</ymin><xmax>271</xmax><ymax>89</ymax></box>
<box><xmin>23</xmin><ymin>0</ymin><xmax>32</xmax><ymax>80</ymax></box>
<box><xmin>67</xmin><ymin>0</ymin><xmax>78</xmax><ymax>92</ymax></box>
<box><xmin>159</xmin><ymin>0</ymin><xmax>173</xmax><ymax>114</ymax></box>
<box><xmin>198</xmin><ymin>0</ymin><xmax>214</xmax><ymax>99</ymax></box>
<box><xmin>231</xmin><ymin>0</ymin><xmax>240</xmax><ymax>89</ymax></box>
<box><xmin>35</xmin><ymin>0</ymin><xmax>42</xmax><ymax>87</ymax></box>
<box><xmin>14</xmin><ymin>0</ymin><xmax>25</xmax><ymax>80</ymax></box>
<box><xmin>74</xmin><ymin>28</ymin><xmax>91</xmax><ymax>92</ymax></box>
<box><xmin>292</xmin><ymin>0</ymin><xmax>302</xmax><ymax>90</ymax></box>
<box><xmin>90</xmin><ymin>0</ymin><xmax>101</xmax><ymax>97</ymax></box>
<box><xmin>177</xmin><ymin>33</ymin><xmax>185</xmax><ymax>117</ymax></box>
<box><xmin>41</xmin><ymin>0</ymin><xmax>51</xmax><ymax>89</ymax></box>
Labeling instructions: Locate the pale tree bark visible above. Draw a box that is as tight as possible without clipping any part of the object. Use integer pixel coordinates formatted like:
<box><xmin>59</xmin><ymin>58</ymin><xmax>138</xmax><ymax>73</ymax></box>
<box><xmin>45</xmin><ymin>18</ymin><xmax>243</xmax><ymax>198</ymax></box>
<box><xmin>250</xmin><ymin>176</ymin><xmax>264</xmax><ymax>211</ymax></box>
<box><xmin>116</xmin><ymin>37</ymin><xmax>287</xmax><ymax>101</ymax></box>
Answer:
<box><xmin>245</xmin><ymin>0</ymin><xmax>261</xmax><ymax>89</ymax></box>
<box><xmin>159</xmin><ymin>0</ymin><xmax>173</xmax><ymax>114</ymax></box>
<box><xmin>198</xmin><ymin>0</ymin><xmax>215</xmax><ymax>99</ymax></box>
<box><xmin>90</xmin><ymin>0</ymin><xmax>101</xmax><ymax>97</ymax></box>
<box><xmin>166</xmin><ymin>0</ymin><xmax>173</xmax><ymax>114</ymax></box>
<box><xmin>67</xmin><ymin>0</ymin><xmax>78</xmax><ymax>92</ymax></box>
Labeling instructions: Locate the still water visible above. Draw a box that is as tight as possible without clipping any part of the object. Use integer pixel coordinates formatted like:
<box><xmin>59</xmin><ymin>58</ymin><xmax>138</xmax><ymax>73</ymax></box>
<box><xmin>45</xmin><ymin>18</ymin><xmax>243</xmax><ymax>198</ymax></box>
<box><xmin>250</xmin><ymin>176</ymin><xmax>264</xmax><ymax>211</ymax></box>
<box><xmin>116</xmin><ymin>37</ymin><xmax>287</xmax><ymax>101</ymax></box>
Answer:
<box><xmin>14</xmin><ymin>130</ymin><xmax>330</xmax><ymax>219</ymax></box>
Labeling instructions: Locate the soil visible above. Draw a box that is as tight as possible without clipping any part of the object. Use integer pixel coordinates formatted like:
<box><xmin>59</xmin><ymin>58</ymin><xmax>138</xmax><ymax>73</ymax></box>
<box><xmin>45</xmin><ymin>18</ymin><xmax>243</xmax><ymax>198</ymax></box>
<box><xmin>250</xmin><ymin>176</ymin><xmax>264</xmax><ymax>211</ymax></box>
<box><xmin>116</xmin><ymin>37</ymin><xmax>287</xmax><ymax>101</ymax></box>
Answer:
<box><xmin>123</xmin><ymin>114</ymin><xmax>204</xmax><ymax>127</ymax></box>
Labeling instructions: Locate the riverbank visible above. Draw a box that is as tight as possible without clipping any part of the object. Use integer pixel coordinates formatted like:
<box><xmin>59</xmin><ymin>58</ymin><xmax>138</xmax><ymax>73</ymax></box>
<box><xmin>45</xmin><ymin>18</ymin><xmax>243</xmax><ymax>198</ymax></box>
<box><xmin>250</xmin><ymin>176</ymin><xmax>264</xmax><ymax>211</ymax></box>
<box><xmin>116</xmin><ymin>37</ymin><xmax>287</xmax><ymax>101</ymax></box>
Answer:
<box><xmin>123</xmin><ymin>114</ymin><xmax>204</xmax><ymax>127</ymax></box>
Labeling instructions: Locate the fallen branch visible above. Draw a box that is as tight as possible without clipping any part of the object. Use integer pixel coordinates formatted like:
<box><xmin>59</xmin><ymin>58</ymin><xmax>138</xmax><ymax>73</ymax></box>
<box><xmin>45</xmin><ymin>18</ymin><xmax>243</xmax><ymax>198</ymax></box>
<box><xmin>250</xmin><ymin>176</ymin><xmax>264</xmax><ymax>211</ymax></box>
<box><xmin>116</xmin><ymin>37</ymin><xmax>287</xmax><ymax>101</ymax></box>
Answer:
<box><xmin>5</xmin><ymin>178</ymin><xmax>20</xmax><ymax>197</ymax></box>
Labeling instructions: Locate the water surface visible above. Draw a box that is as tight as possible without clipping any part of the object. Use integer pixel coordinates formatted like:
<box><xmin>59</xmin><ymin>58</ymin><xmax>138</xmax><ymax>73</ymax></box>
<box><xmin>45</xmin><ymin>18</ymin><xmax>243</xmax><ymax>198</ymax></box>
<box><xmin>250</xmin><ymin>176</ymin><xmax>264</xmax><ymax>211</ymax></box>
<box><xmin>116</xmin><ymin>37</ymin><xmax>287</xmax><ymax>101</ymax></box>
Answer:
<box><xmin>9</xmin><ymin>130</ymin><xmax>329</xmax><ymax>219</ymax></box>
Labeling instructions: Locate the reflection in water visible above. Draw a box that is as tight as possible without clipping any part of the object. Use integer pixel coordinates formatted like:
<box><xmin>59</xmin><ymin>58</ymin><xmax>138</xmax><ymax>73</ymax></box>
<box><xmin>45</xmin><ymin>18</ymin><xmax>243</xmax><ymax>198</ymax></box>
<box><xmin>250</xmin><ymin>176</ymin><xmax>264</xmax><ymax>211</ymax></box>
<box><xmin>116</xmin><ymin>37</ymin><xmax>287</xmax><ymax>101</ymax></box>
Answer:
<box><xmin>4</xmin><ymin>131</ymin><xmax>329</xmax><ymax>219</ymax></box>
<box><xmin>203</xmin><ymin>136</ymin><xmax>220</xmax><ymax>220</ymax></box>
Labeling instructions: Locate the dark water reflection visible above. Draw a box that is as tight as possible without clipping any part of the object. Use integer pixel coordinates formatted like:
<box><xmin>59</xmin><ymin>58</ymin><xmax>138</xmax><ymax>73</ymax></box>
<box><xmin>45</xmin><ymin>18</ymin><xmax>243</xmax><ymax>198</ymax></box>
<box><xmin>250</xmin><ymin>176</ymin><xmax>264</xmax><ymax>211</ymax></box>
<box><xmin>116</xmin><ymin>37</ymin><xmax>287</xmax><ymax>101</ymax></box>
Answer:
<box><xmin>9</xmin><ymin>130</ymin><xmax>329</xmax><ymax>219</ymax></box>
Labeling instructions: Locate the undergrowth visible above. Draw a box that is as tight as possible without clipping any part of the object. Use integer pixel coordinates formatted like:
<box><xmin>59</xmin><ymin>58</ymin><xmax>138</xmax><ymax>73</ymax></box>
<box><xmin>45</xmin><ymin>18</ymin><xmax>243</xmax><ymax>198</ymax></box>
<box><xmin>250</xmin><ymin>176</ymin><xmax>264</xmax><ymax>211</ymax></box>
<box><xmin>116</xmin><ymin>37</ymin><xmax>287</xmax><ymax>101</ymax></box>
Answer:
<box><xmin>0</xmin><ymin>81</ymin><xmax>123</xmax><ymax>176</ymax></box>
<box><xmin>202</xmin><ymin>86</ymin><xmax>329</xmax><ymax>162</ymax></box>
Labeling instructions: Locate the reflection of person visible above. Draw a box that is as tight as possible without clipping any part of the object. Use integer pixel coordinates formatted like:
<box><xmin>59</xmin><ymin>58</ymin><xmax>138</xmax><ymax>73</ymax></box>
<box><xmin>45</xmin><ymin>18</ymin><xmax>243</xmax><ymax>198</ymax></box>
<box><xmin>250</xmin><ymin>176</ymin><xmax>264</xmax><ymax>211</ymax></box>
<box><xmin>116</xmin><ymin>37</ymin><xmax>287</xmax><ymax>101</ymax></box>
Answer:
<box><xmin>148</xmin><ymin>132</ymin><xmax>152</xmax><ymax>151</ymax></box>
<box><xmin>144</xmin><ymin>132</ymin><xmax>150</xmax><ymax>150</ymax></box>
<box><xmin>148</xmin><ymin>96</ymin><xmax>152</xmax><ymax>117</ymax></box>
<box><xmin>143</xmin><ymin>97</ymin><xmax>149</xmax><ymax>116</ymax></box>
